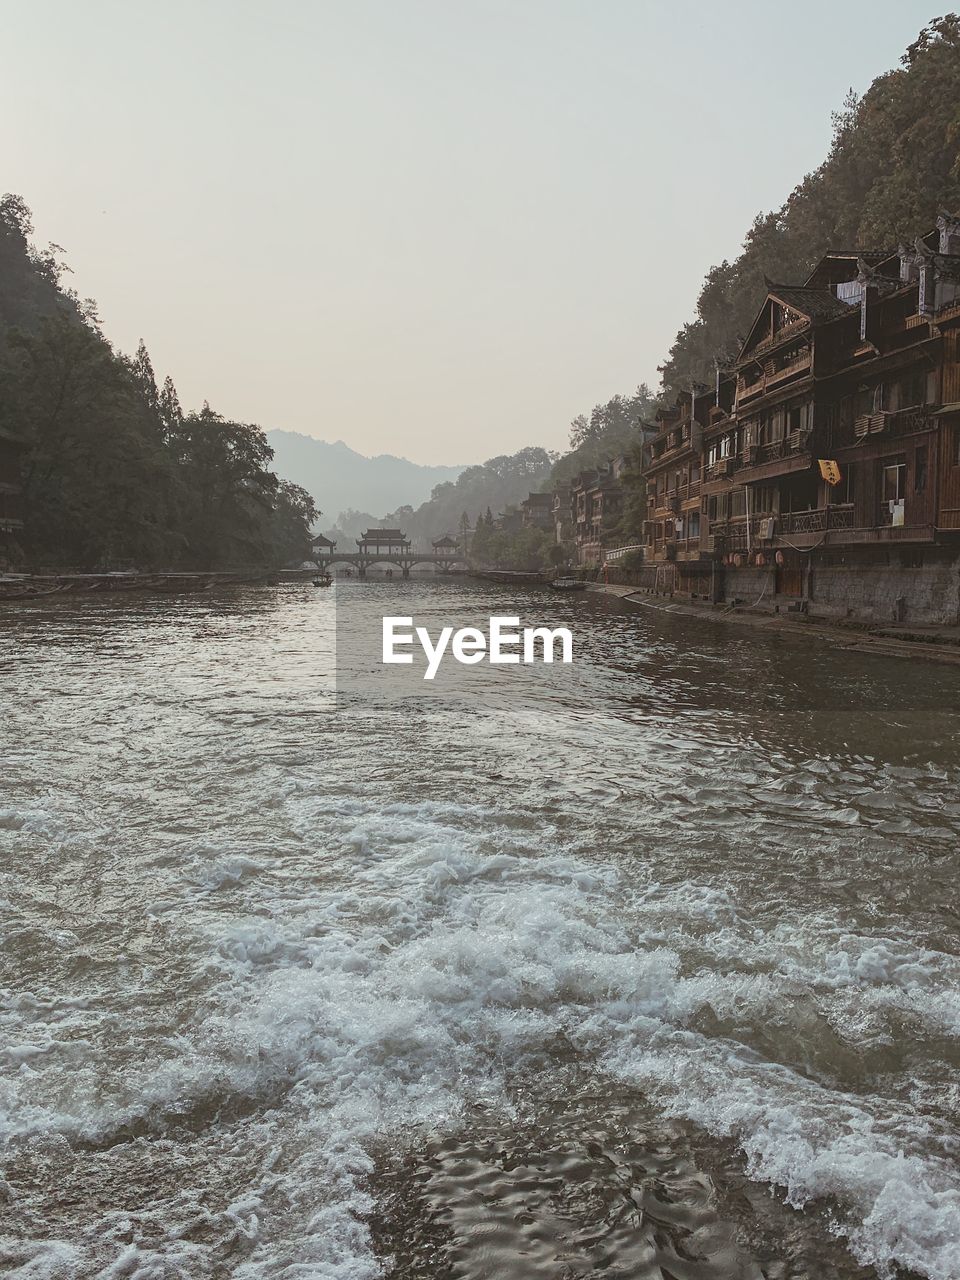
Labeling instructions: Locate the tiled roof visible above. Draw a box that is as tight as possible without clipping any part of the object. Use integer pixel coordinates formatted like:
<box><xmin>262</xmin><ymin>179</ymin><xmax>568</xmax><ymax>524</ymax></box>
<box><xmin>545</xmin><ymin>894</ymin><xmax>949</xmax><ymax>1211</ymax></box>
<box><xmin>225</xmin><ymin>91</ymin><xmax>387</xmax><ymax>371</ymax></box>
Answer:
<box><xmin>767</xmin><ymin>285</ymin><xmax>853</xmax><ymax>322</ymax></box>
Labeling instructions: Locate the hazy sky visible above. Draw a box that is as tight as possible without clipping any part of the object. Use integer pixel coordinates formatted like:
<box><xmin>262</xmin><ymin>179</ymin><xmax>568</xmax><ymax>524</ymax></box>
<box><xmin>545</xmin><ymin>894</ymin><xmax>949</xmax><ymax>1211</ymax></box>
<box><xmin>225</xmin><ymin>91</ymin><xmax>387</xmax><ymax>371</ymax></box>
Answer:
<box><xmin>5</xmin><ymin>1</ymin><xmax>936</xmax><ymax>464</ymax></box>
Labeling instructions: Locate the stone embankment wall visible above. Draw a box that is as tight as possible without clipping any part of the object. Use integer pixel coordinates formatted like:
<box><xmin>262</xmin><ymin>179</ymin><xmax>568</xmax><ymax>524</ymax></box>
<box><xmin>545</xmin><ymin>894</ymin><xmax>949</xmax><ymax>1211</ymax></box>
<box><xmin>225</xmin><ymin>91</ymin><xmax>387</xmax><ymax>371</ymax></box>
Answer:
<box><xmin>606</xmin><ymin>551</ymin><xmax>960</xmax><ymax>626</ymax></box>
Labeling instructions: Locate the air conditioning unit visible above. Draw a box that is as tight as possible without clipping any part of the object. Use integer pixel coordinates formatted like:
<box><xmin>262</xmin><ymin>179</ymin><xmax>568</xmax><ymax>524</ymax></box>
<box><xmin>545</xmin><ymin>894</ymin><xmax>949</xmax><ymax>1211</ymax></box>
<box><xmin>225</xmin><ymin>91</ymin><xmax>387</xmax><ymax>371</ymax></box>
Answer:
<box><xmin>715</xmin><ymin>458</ymin><xmax>731</xmax><ymax>476</ymax></box>
<box><xmin>759</xmin><ymin>517</ymin><xmax>776</xmax><ymax>540</ymax></box>
<box><xmin>744</xmin><ymin>445</ymin><xmax>758</xmax><ymax>465</ymax></box>
<box><xmin>855</xmin><ymin>413</ymin><xmax>886</xmax><ymax>439</ymax></box>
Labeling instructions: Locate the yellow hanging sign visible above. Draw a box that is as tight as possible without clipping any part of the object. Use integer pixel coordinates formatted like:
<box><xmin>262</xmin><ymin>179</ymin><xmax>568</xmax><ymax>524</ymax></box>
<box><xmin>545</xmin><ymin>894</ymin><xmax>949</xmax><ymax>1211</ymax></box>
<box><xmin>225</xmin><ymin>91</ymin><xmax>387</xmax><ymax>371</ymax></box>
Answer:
<box><xmin>818</xmin><ymin>459</ymin><xmax>842</xmax><ymax>486</ymax></box>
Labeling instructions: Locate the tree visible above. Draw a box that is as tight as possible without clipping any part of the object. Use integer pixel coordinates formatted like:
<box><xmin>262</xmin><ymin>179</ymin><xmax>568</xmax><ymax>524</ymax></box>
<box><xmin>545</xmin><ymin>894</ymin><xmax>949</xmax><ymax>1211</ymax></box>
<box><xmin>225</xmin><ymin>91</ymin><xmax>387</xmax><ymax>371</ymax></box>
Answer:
<box><xmin>167</xmin><ymin>404</ymin><xmax>281</xmax><ymax>567</ymax></box>
<box><xmin>553</xmin><ymin>386</ymin><xmax>655</xmax><ymax>484</ymax></box>
<box><xmin>1</xmin><ymin>314</ymin><xmax>176</xmax><ymax>567</ymax></box>
<box><xmin>658</xmin><ymin>15</ymin><xmax>960</xmax><ymax>396</ymax></box>
<box><xmin>0</xmin><ymin>196</ymin><xmax>323</xmax><ymax>572</ymax></box>
<box><xmin>158</xmin><ymin>374</ymin><xmax>182</xmax><ymax>440</ymax></box>
<box><xmin>268</xmin><ymin>481</ymin><xmax>320</xmax><ymax>566</ymax></box>
<box><xmin>130</xmin><ymin>339</ymin><xmax>159</xmax><ymax>417</ymax></box>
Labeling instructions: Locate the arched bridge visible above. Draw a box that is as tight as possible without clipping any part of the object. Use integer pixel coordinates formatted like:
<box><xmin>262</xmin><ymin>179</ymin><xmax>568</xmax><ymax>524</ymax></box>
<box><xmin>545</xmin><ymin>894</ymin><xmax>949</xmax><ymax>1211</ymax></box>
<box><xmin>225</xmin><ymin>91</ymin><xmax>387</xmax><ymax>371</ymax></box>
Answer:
<box><xmin>312</xmin><ymin>528</ymin><xmax>469</xmax><ymax>578</ymax></box>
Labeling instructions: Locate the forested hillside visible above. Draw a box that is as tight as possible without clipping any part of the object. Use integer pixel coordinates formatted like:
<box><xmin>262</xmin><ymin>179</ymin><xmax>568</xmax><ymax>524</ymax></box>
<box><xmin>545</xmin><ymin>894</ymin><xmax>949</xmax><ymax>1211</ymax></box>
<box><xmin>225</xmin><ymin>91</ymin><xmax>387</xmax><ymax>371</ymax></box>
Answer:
<box><xmin>324</xmin><ymin>389</ymin><xmax>658</xmax><ymax>550</ymax></box>
<box><xmin>552</xmin><ymin>387</ymin><xmax>655</xmax><ymax>484</ymax></box>
<box><xmin>324</xmin><ymin>446</ymin><xmax>556</xmax><ymax>545</ymax></box>
<box><xmin>0</xmin><ymin>197</ymin><xmax>317</xmax><ymax>570</ymax></box>
<box><xmin>660</xmin><ymin>15</ymin><xmax>960</xmax><ymax>396</ymax></box>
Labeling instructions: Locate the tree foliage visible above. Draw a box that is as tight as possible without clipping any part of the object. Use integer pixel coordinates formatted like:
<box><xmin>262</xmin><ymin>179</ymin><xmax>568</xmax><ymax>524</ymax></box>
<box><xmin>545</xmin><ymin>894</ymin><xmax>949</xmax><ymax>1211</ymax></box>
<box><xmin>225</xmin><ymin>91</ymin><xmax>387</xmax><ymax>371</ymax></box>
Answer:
<box><xmin>0</xmin><ymin>198</ymin><xmax>319</xmax><ymax>570</ymax></box>
<box><xmin>470</xmin><ymin>517</ymin><xmax>555</xmax><ymax>572</ymax></box>
<box><xmin>659</xmin><ymin>15</ymin><xmax>960</xmax><ymax>396</ymax></box>
<box><xmin>326</xmin><ymin>445</ymin><xmax>556</xmax><ymax>545</ymax></box>
<box><xmin>553</xmin><ymin>386</ymin><xmax>656</xmax><ymax>483</ymax></box>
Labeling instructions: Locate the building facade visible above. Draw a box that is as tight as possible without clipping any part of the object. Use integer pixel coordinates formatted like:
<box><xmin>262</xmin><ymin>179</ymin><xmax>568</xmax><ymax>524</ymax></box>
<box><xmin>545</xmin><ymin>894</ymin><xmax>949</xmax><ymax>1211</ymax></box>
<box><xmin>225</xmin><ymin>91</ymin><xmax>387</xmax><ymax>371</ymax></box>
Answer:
<box><xmin>520</xmin><ymin>492</ymin><xmax>554</xmax><ymax>530</ymax></box>
<box><xmin>571</xmin><ymin>458</ymin><xmax>627</xmax><ymax>566</ymax></box>
<box><xmin>635</xmin><ymin>213</ymin><xmax>960</xmax><ymax>624</ymax></box>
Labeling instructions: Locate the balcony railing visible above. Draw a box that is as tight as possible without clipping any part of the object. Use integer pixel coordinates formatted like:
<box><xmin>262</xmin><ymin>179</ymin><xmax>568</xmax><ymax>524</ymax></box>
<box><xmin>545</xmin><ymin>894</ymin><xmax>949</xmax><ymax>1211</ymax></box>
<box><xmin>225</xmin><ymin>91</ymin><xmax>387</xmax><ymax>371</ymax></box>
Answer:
<box><xmin>779</xmin><ymin>505</ymin><xmax>854</xmax><ymax>535</ymax></box>
<box><xmin>754</xmin><ymin>431</ymin><xmax>809</xmax><ymax>464</ymax></box>
<box><xmin>854</xmin><ymin>407</ymin><xmax>932</xmax><ymax>441</ymax></box>
<box><xmin>738</xmin><ymin>354</ymin><xmax>811</xmax><ymax>403</ymax></box>
<box><xmin>766</xmin><ymin>354</ymin><xmax>812</xmax><ymax>386</ymax></box>
<box><xmin>706</xmin><ymin>457</ymin><xmax>736</xmax><ymax>479</ymax></box>
<box><xmin>713</xmin><ymin>505</ymin><xmax>855</xmax><ymax>549</ymax></box>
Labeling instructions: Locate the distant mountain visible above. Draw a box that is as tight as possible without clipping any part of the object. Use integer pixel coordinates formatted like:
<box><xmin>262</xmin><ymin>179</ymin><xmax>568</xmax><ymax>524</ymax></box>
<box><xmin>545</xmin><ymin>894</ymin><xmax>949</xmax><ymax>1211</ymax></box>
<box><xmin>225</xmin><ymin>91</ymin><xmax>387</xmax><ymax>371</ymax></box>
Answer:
<box><xmin>266</xmin><ymin>431</ymin><xmax>466</xmax><ymax>525</ymax></box>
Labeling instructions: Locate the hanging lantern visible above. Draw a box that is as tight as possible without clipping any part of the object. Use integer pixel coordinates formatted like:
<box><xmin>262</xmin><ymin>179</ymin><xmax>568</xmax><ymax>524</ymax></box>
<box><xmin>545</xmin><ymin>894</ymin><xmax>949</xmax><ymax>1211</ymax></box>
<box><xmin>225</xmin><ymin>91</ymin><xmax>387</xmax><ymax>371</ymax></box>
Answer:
<box><xmin>733</xmin><ymin>553</ymin><xmax>743</xmax><ymax>567</ymax></box>
<box><xmin>755</xmin><ymin>553</ymin><xmax>766</xmax><ymax>567</ymax></box>
<box><xmin>775</xmin><ymin>550</ymin><xmax>785</xmax><ymax>566</ymax></box>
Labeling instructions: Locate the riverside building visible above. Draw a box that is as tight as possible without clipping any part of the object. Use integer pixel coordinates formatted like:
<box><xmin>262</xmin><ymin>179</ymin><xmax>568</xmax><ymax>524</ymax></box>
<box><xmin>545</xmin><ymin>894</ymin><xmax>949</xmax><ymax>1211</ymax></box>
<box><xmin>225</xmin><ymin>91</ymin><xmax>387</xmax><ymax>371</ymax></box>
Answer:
<box><xmin>633</xmin><ymin>212</ymin><xmax>960</xmax><ymax>625</ymax></box>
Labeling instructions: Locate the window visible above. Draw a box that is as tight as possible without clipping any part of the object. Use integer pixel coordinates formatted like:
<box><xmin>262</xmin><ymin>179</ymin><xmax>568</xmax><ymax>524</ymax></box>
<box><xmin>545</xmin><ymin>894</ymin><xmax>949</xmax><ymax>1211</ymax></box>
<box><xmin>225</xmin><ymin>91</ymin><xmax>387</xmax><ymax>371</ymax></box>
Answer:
<box><xmin>894</xmin><ymin>371</ymin><xmax>926</xmax><ymax>410</ymax></box>
<box><xmin>882</xmin><ymin>462</ymin><xmax>906</xmax><ymax>504</ymax></box>
<box><xmin>880</xmin><ymin>459</ymin><xmax>907</xmax><ymax>526</ymax></box>
<box><xmin>857</xmin><ymin>385</ymin><xmax>883</xmax><ymax>416</ymax></box>
<box><xmin>754</xmin><ymin>485</ymin><xmax>776</xmax><ymax>513</ymax></box>
<box><xmin>687</xmin><ymin>512</ymin><xmax>701</xmax><ymax>541</ymax></box>
<box><xmin>708</xmin><ymin>493</ymin><xmax>729</xmax><ymax>522</ymax></box>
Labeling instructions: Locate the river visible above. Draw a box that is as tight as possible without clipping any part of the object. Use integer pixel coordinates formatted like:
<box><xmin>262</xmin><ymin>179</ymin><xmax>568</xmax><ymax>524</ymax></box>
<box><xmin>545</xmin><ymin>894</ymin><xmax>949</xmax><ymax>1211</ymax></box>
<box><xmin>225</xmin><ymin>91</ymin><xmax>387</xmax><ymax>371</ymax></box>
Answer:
<box><xmin>1</xmin><ymin>580</ymin><xmax>958</xmax><ymax>1280</ymax></box>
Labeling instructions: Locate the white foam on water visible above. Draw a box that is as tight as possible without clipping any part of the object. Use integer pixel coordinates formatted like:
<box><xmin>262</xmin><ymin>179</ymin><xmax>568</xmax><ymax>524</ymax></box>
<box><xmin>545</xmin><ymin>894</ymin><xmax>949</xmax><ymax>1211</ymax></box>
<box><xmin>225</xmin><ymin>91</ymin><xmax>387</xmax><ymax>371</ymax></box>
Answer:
<box><xmin>3</xmin><ymin>796</ymin><xmax>960</xmax><ymax>1278</ymax></box>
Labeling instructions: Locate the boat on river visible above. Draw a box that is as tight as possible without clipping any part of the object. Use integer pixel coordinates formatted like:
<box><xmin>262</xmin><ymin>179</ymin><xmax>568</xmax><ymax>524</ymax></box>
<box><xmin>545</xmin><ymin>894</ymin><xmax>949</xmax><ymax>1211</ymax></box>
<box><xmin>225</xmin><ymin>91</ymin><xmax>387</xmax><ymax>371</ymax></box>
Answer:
<box><xmin>548</xmin><ymin>576</ymin><xmax>587</xmax><ymax>592</ymax></box>
<box><xmin>312</xmin><ymin>573</ymin><xmax>332</xmax><ymax>588</ymax></box>
<box><xmin>0</xmin><ymin>582</ymin><xmax>69</xmax><ymax>601</ymax></box>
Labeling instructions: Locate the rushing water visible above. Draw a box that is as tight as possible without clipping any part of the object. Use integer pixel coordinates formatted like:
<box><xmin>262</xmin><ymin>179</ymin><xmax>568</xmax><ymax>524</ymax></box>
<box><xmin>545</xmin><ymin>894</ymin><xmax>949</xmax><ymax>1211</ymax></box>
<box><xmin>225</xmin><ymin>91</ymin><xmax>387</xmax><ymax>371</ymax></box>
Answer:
<box><xmin>1</xmin><ymin>580</ymin><xmax>959</xmax><ymax>1280</ymax></box>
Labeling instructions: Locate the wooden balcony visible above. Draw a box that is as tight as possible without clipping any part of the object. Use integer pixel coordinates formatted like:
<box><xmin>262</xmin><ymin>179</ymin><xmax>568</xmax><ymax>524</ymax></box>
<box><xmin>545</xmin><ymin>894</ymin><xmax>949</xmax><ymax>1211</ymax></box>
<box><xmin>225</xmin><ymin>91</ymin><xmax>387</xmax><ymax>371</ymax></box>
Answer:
<box><xmin>707</xmin><ymin>458</ymin><xmax>735</xmax><ymax>478</ymax></box>
<box><xmin>779</xmin><ymin>505</ymin><xmax>854</xmax><ymax>535</ymax></box>
<box><xmin>756</xmin><ymin>431</ymin><xmax>808</xmax><ymax>464</ymax></box>
<box><xmin>853</xmin><ymin>407</ymin><xmax>932</xmax><ymax>441</ymax></box>
<box><xmin>766</xmin><ymin>353</ymin><xmax>812</xmax><ymax>387</ymax></box>
<box><xmin>738</xmin><ymin>354</ymin><xmax>811</xmax><ymax>403</ymax></box>
<box><xmin>712</xmin><ymin>505</ymin><xmax>921</xmax><ymax>551</ymax></box>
